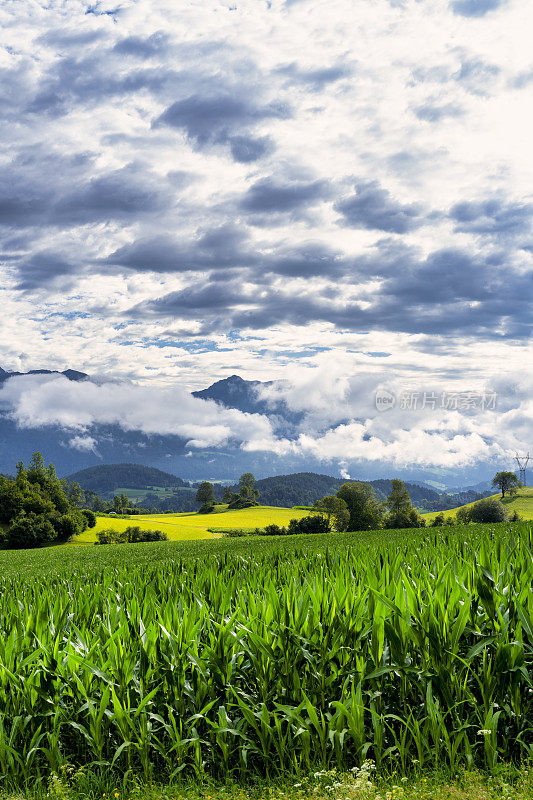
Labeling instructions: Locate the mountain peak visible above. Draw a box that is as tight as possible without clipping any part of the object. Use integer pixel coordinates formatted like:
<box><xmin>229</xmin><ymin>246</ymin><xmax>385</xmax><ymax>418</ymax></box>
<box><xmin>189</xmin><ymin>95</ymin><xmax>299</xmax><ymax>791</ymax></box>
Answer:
<box><xmin>0</xmin><ymin>367</ymin><xmax>89</xmax><ymax>383</ymax></box>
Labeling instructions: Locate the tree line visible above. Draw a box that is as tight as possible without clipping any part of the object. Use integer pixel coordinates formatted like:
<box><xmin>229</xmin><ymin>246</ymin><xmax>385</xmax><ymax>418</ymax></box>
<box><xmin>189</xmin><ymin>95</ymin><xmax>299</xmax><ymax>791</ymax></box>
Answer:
<box><xmin>0</xmin><ymin>452</ymin><xmax>96</xmax><ymax>548</ymax></box>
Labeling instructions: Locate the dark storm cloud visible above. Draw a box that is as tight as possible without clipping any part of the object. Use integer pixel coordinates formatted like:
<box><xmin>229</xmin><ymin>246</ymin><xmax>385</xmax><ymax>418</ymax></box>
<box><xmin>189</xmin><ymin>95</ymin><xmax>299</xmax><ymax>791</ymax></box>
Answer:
<box><xmin>275</xmin><ymin>62</ymin><xmax>354</xmax><ymax>90</ymax></box>
<box><xmin>0</xmin><ymin>156</ymin><xmax>177</xmax><ymax>229</ymax></box>
<box><xmin>105</xmin><ymin>227</ymin><xmax>351</xmax><ymax>279</ymax></box>
<box><xmin>130</xmin><ymin>283</ymin><xmax>251</xmax><ymax>318</ymax></box>
<box><xmin>105</xmin><ymin>224</ymin><xmax>255</xmax><ymax>273</ymax></box>
<box><xmin>113</xmin><ymin>32</ymin><xmax>169</xmax><ymax>58</ymax></box>
<box><xmin>413</xmin><ymin>102</ymin><xmax>464</xmax><ymax>121</ymax></box>
<box><xmin>25</xmin><ymin>53</ymin><xmax>181</xmax><ymax>116</ymax></box>
<box><xmin>51</xmin><ymin>164</ymin><xmax>174</xmax><ymax>224</ymax></box>
<box><xmin>335</xmin><ymin>181</ymin><xmax>425</xmax><ymax>233</ymax></box>
<box><xmin>15</xmin><ymin>251</ymin><xmax>77</xmax><ymax>291</ymax></box>
<box><xmin>450</xmin><ymin>0</ymin><xmax>506</xmax><ymax>17</ymax></box>
<box><xmin>128</xmin><ymin>246</ymin><xmax>532</xmax><ymax>341</ymax></box>
<box><xmin>450</xmin><ymin>199</ymin><xmax>533</xmax><ymax>236</ymax></box>
<box><xmin>239</xmin><ymin>177</ymin><xmax>331</xmax><ymax>220</ymax></box>
<box><xmin>152</xmin><ymin>94</ymin><xmax>291</xmax><ymax>159</ymax></box>
<box><xmin>228</xmin><ymin>135</ymin><xmax>274</xmax><ymax>163</ymax></box>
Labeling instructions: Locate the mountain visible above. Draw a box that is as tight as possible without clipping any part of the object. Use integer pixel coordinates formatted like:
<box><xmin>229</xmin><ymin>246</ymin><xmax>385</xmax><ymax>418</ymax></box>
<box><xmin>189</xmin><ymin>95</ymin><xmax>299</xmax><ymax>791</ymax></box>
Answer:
<box><xmin>0</xmin><ymin>369</ymin><xmax>498</xmax><ymax>488</ymax></box>
<box><xmin>0</xmin><ymin>367</ymin><xmax>88</xmax><ymax>383</ymax></box>
<box><xmin>251</xmin><ymin>472</ymin><xmax>444</xmax><ymax>510</ymax></box>
<box><xmin>192</xmin><ymin>374</ymin><xmax>303</xmax><ymax>427</ymax></box>
<box><xmin>192</xmin><ymin>374</ymin><xmax>270</xmax><ymax>414</ymax></box>
<box><xmin>65</xmin><ymin>463</ymin><xmax>189</xmax><ymax>493</ymax></box>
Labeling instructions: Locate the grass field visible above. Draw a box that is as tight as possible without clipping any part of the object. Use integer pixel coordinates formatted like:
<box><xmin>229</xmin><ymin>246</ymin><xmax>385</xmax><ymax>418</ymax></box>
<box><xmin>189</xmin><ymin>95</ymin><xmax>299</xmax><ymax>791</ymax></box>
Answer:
<box><xmin>423</xmin><ymin>486</ymin><xmax>533</xmax><ymax>522</ymax></box>
<box><xmin>1</xmin><ymin>521</ymin><xmax>532</xmax><ymax>790</ymax></box>
<box><xmin>74</xmin><ymin>505</ymin><xmax>310</xmax><ymax>544</ymax></box>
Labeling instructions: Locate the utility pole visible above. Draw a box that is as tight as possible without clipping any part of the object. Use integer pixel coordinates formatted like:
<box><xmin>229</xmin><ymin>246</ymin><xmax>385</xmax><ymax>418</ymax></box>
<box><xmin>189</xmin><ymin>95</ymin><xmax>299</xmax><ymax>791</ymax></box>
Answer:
<box><xmin>515</xmin><ymin>452</ymin><xmax>530</xmax><ymax>487</ymax></box>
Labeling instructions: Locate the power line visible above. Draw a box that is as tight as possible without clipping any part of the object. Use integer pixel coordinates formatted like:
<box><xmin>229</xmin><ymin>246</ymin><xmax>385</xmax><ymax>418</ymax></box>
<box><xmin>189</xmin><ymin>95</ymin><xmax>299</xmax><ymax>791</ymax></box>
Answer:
<box><xmin>515</xmin><ymin>452</ymin><xmax>530</xmax><ymax>487</ymax></box>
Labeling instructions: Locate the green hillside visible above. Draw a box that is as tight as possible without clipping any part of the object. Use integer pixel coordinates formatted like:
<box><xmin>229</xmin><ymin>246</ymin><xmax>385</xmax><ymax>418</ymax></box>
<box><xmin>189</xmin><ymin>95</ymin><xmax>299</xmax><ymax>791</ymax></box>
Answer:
<box><xmin>423</xmin><ymin>486</ymin><xmax>533</xmax><ymax>522</ymax></box>
<box><xmin>65</xmin><ymin>462</ymin><xmax>188</xmax><ymax>494</ymax></box>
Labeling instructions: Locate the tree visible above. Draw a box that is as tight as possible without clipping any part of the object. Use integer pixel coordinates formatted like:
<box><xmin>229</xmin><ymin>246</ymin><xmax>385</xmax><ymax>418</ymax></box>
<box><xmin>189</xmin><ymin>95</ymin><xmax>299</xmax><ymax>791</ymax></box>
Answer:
<box><xmin>492</xmin><ymin>471</ymin><xmax>521</xmax><ymax>498</ymax></box>
<box><xmin>458</xmin><ymin>497</ymin><xmax>507</xmax><ymax>523</ymax></box>
<box><xmin>66</xmin><ymin>481</ymin><xmax>83</xmax><ymax>508</ymax></box>
<box><xmin>82</xmin><ymin>509</ymin><xmax>97</xmax><ymax>528</ymax></box>
<box><xmin>113</xmin><ymin>493</ymin><xmax>129</xmax><ymax>513</ymax></box>
<box><xmin>336</xmin><ymin>482</ymin><xmax>384</xmax><ymax>531</ymax></box>
<box><xmin>222</xmin><ymin>487</ymin><xmax>238</xmax><ymax>504</ymax></box>
<box><xmin>195</xmin><ymin>482</ymin><xmax>215</xmax><ymax>505</ymax></box>
<box><xmin>313</xmin><ymin>495</ymin><xmax>350</xmax><ymax>531</ymax></box>
<box><xmin>385</xmin><ymin>479</ymin><xmax>425</xmax><ymax>529</ymax></box>
<box><xmin>238</xmin><ymin>473</ymin><xmax>259</xmax><ymax>501</ymax></box>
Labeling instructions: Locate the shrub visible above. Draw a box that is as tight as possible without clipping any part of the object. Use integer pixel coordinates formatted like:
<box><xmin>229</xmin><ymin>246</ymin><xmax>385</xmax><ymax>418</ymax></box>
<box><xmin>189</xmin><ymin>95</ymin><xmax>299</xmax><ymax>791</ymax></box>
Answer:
<box><xmin>431</xmin><ymin>513</ymin><xmax>445</xmax><ymax>527</ymax></box>
<box><xmin>53</xmin><ymin>513</ymin><xmax>83</xmax><ymax>542</ymax></box>
<box><xmin>95</xmin><ymin>526</ymin><xmax>168</xmax><ymax>545</ymax></box>
<box><xmin>288</xmin><ymin>515</ymin><xmax>331</xmax><ymax>534</ymax></box>
<box><xmin>261</xmin><ymin>524</ymin><xmax>287</xmax><ymax>536</ymax></box>
<box><xmin>457</xmin><ymin>497</ymin><xmax>507</xmax><ymax>524</ymax></box>
<box><xmin>198</xmin><ymin>502</ymin><xmax>215</xmax><ymax>514</ymax></box>
<box><xmin>7</xmin><ymin>513</ymin><xmax>56</xmax><ymax>548</ymax></box>
<box><xmin>227</xmin><ymin>497</ymin><xmax>258</xmax><ymax>510</ymax></box>
<box><xmin>82</xmin><ymin>509</ymin><xmax>97</xmax><ymax>528</ymax></box>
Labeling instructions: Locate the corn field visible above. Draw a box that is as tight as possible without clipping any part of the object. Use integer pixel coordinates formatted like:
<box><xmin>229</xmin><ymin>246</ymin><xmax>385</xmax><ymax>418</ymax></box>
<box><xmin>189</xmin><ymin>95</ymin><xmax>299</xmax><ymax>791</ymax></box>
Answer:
<box><xmin>0</xmin><ymin>523</ymin><xmax>532</xmax><ymax>786</ymax></box>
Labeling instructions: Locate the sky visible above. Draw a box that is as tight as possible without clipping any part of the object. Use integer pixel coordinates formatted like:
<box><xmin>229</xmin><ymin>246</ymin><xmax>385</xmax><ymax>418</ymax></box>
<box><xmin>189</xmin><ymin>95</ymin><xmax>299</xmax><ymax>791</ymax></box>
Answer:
<box><xmin>0</xmin><ymin>0</ymin><xmax>532</xmax><ymax>477</ymax></box>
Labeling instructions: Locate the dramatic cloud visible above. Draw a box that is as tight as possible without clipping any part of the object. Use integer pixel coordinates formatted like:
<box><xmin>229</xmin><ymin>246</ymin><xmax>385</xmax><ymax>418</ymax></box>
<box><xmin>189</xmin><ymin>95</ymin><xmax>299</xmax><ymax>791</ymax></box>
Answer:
<box><xmin>450</xmin><ymin>198</ymin><xmax>533</xmax><ymax>236</ymax></box>
<box><xmin>0</xmin><ymin>0</ymin><xmax>531</xmax><ymax>480</ymax></box>
<box><xmin>335</xmin><ymin>181</ymin><xmax>425</xmax><ymax>233</ymax></box>
<box><xmin>153</xmin><ymin>94</ymin><xmax>291</xmax><ymax>160</ymax></box>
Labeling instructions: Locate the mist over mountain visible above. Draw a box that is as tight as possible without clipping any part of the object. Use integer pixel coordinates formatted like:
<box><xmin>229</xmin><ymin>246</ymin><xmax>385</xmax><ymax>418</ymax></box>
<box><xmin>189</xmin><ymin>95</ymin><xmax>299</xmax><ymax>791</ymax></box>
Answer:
<box><xmin>0</xmin><ymin>368</ymin><xmax>508</xmax><ymax>488</ymax></box>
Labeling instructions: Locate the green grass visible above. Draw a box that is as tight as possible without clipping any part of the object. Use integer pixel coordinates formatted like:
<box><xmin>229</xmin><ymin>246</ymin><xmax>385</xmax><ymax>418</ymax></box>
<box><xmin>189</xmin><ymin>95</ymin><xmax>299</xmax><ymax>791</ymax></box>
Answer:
<box><xmin>3</xmin><ymin>763</ymin><xmax>533</xmax><ymax>800</ymax></box>
<box><xmin>423</xmin><ymin>486</ymin><xmax>533</xmax><ymax>522</ymax></box>
<box><xmin>74</xmin><ymin>505</ymin><xmax>310</xmax><ymax>544</ymax></box>
<box><xmin>0</xmin><ymin>521</ymin><xmax>532</xmax><ymax>789</ymax></box>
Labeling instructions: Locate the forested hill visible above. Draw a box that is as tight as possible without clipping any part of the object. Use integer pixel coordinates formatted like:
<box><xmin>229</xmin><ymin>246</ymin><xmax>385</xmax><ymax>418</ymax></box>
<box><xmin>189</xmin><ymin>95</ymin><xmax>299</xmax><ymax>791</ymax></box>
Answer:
<box><xmin>65</xmin><ymin>463</ymin><xmax>188</xmax><ymax>493</ymax></box>
<box><xmin>253</xmin><ymin>473</ymin><xmax>442</xmax><ymax>508</ymax></box>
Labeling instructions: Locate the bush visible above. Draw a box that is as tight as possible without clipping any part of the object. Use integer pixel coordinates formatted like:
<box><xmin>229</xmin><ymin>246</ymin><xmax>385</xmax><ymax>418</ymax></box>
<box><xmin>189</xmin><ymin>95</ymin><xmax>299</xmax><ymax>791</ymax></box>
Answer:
<box><xmin>509</xmin><ymin>510</ymin><xmax>522</xmax><ymax>522</ymax></box>
<box><xmin>95</xmin><ymin>526</ymin><xmax>168</xmax><ymax>545</ymax></box>
<box><xmin>261</xmin><ymin>524</ymin><xmax>287</xmax><ymax>536</ymax></box>
<box><xmin>53</xmin><ymin>513</ymin><xmax>83</xmax><ymax>542</ymax></box>
<box><xmin>227</xmin><ymin>497</ymin><xmax>258</xmax><ymax>510</ymax></box>
<box><xmin>82</xmin><ymin>509</ymin><xmax>97</xmax><ymax>528</ymax></box>
<box><xmin>385</xmin><ymin>508</ymin><xmax>426</xmax><ymax>529</ymax></box>
<box><xmin>7</xmin><ymin>513</ymin><xmax>56</xmax><ymax>548</ymax></box>
<box><xmin>431</xmin><ymin>513</ymin><xmax>445</xmax><ymax>527</ymax></box>
<box><xmin>457</xmin><ymin>497</ymin><xmax>507</xmax><ymax>524</ymax></box>
<box><xmin>288</xmin><ymin>515</ymin><xmax>331</xmax><ymax>534</ymax></box>
<box><xmin>198</xmin><ymin>502</ymin><xmax>215</xmax><ymax>514</ymax></box>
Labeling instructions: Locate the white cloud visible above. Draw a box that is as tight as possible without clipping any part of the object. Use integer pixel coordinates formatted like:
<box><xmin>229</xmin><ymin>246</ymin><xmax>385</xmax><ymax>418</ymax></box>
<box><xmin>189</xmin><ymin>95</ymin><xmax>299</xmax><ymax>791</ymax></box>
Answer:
<box><xmin>0</xmin><ymin>0</ymin><xmax>531</xmax><ymax>476</ymax></box>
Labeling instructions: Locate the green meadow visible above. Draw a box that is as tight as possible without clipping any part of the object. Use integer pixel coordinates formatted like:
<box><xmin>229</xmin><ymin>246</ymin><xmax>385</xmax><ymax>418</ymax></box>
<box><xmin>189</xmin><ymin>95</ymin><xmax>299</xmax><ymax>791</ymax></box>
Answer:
<box><xmin>73</xmin><ymin>505</ymin><xmax>310</xmax><ymax>544</ymax></box>
<box><xmin>423</xmin><ymin>487</ymin><xmax>533</xmax><ymax>523</ymax></box>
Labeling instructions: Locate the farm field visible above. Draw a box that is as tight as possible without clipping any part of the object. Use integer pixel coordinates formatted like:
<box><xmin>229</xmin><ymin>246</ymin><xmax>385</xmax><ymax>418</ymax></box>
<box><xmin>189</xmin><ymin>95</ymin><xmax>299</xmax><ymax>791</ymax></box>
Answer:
<box><xmin>0</xmin><ymin>521</ymin><xmax>532</xmax><ymax>791</ymax></box>
<box><xmin>423</xmin><ymin>486</ymin><xmax>533</xmax><ymax>522</ymax></box>
<box><xmin>73</xmin><ymin>505</ymin><xmax>310</xmax><ymax>544</ymax></box>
